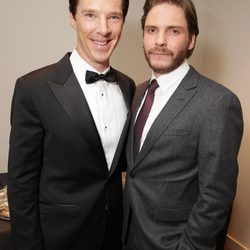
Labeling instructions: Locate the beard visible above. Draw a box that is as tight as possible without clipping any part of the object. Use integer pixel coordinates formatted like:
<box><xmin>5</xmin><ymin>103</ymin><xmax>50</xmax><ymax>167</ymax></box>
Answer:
<box><xmin>144</xmin><ymin>46</ymin><xmax>189</xmax><ymax>75</ymax></box>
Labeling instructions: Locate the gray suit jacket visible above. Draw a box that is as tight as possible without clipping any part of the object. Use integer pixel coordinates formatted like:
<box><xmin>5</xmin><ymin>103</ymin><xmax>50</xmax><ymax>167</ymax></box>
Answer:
<box><xmin>123</xmin><ymin>66</ymin><xmax>243</xmax><ymax>250</ymax></box>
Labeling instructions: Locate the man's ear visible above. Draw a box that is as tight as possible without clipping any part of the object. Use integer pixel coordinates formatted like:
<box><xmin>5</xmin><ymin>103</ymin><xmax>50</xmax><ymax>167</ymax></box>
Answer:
<box><xmin>188</xmin><ymin>34</ymin><xmax>196</xmax><ymax>51</ymax></box>
<box><xmin>69</xmin><ymin>12</ymin><xmax>76</xmax><ymax>30</ymax></box>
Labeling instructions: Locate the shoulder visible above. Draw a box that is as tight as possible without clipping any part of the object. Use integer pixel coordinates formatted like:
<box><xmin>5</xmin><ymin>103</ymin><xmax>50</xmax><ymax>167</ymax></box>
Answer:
<box><xmin>186</xmin><ymin>67</ymin><xmax>243</xmax><ymax>129</ymax></box>
<box><xmin>189</xmin><ymin>66</ymin><xmax>240</xmax><ymax>103</ymax></box>
<box><xmin>113</xmin><ymin>68</ymin><xmax>136</xmax><ymax>94</ymax></box>
<box><xmin>113</xmin><ymin>67</ymin><xmax>131</xmax><ymax>80</ymax></box>
<box><xmin>18</xmin><ymin>53</ymin><xmax>72</xmax><ymax>87</ymax></box>
<box><xmin>115</xmin><ymin>68</ymin><xmax>135</xmax><ymax>84</ymax></box>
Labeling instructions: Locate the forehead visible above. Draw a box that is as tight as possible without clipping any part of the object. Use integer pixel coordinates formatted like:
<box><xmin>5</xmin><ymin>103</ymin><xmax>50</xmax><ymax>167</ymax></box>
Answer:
<box><xmin>76</xmin><ymin>0</ymin><xmax>123</xmax><ymax>12</ymax></box>
<box><xmin>145</xmin><ymin>3</ymin><xmax>187</xmax><ymax>28</ymax></box>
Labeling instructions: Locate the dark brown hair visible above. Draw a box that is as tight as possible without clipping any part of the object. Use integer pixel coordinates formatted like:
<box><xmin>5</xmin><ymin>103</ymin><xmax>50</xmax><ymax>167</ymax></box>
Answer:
<box><xmin>141</xmin><ymin>0</ymin><xmax>199</xmax><ymax>58</ymax></box>
<box><xmin>69</xmin><ymin>0</ymin><xmax>129</xmax><ymax>20</ymax></box>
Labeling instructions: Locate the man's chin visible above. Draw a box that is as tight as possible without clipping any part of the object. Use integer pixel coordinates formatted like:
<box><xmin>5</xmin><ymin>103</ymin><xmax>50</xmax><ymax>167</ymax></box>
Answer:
<box><xmin>92</xmin><ymin>54</ymin><xmax>111</xmax><ymax>66</ymax></box>
<box><xmin>149</xmin><ymin>58</ymin><xmax>185</xmax><ymax>75</ymax></box>
<box><xmin>149</xmin><ymin>63</ymin><xmax>172</xmax><ymax>75</ymax></box>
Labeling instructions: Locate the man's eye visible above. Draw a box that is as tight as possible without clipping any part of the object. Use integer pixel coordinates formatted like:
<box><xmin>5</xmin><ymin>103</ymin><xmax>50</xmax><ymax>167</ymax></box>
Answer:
<box><xmin>84</xmin><ymin>13</ymin><xmax>95</xmax><ymax>19</ymax></box>
<box><xmin>146</xmin><ymin>28</ymin><xmax>156</xmax><ymax>34</ymax></box>
<box><xmin>170</xmin><ymin>29</ymin><xmax>180</xmax><ymax>35</ymax></box>
<box><xmin>109</xmin><ymin>15</ymin><xmax>122</xmax><ymax>22</ymax></box>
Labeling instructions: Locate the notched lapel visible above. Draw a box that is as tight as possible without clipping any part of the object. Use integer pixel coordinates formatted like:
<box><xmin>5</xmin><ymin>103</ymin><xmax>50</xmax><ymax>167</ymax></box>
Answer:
<box><xmin>133</xmin><ymin>68</ymin><xmax>198</xmax><ymax>167</ymax></box>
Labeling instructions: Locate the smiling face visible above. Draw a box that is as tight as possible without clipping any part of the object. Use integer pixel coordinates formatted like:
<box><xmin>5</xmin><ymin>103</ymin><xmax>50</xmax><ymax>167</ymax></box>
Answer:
<box><xmin>143</xmin><ymin>3</ymin><xmax>195</xmax><ymax>77</ymax></box>
<box><xmin>70</xmin><ymin>0</ymin><xmax>124</xmax><ymax>71</ymax></box>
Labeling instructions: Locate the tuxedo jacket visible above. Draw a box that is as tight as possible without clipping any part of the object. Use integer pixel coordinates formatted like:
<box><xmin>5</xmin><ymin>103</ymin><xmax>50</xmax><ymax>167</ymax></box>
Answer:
<box><xmin>123</xmin><ymin>66</ymin><xmax>243</xmax><ymax>250</ymax></box>
<box><xmin>8</xmin><ymin>53</ymin><xmax>135</xmax><ymax>250</ymax></box>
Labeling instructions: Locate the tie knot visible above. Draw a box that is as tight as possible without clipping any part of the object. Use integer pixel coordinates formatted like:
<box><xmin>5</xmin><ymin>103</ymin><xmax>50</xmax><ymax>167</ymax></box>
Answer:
<box><xmin>85</xmin><ymin>69</ymin><xmax>117</xmax><ymax>84</ymax></box>
<box><xmin>148</xmin><ymin>79</ymin><xmax>159</xmax><ymax>95</ymax></box>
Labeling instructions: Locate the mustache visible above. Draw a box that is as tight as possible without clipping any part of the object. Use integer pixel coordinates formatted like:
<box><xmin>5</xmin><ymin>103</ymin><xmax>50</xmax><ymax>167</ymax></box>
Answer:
<box><xmin>148</xmin><ymin>47</ymin><xmax>174</xmax><ymax>56</ymax></box>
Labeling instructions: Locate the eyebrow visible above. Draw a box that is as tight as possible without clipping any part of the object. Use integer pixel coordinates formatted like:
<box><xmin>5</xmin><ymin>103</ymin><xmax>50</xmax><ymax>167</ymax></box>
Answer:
<box><xmin>167</xmin><ymin>25</ymin><xmax>183</xmax><ymax>29</ymax></box>
<box><xmin>109</xmin><ymin>11</ymin><xmax>123</xmax><ymax>16</ymax></box>
<box><xmin>80</xmin><ymin>9</ymin><xmax>123</xmax><ymax>16</ymax></box>
<box><xmin>145</xmin><ymin>24</ymin><xmax>184</xmax><ymax>30</ymax></box>
<box><xmin>144</xmin><ymin>25</ymin><xmax>157</xmax><ymax>29</ymax></box>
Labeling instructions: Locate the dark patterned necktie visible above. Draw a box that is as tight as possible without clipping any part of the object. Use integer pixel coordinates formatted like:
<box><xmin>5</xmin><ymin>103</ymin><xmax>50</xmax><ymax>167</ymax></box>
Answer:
<box><xmin>85</xmin><ymin>69</ymin><xmax>117</xmax><ymax>84</ymax></box>
<box><xmin>133</xmin><ymin>79</ymin><xmax>159</xmax><ymax>159</ymax></box>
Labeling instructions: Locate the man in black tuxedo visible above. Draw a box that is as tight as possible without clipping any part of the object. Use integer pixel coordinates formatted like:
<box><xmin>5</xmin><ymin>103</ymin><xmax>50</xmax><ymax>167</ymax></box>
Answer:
<box><xmin>8</xmin><ymin>0</ymin><xmax>135</xmax><ymax>249</ymax></box>
<box><xmin>123</xmin><ymin>0</ymin><xmax>243</xmax><ymax>249</ymax></box>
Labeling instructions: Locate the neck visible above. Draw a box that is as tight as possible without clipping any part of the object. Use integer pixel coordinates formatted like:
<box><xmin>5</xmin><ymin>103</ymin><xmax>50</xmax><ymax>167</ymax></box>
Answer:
<box><xmin>75</xmin><ymin>47</ymin><xmax>109</xmax><ymax>73</ymax></box>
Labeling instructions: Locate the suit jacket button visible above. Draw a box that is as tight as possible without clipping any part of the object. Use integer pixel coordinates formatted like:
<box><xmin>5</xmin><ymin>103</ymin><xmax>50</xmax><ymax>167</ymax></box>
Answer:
<box><xmin>105</xmin><ymin>205</ymin><xmax>109</xmax><ymax>211</ymax></box>
<box><xmin>129</xmin><ymin>172</ymin><xmax>135</xmax><ymax>179</ymax></box>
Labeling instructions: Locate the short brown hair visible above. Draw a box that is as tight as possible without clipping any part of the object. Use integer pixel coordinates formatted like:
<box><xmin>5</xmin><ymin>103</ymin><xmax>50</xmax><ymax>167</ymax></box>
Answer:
<box><xmin>141</xmin><ymin>0</ymin><xmax>199</xmax><ymax>58</ymax></box>
<box><xmin>69</xmin><ymin>0</ymin><xmax>130</xmax><ymax>20</ymax></box>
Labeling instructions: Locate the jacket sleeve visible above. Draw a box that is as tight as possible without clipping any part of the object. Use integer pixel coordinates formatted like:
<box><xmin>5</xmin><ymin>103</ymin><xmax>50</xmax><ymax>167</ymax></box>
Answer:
<box><xmin>8</xmin><ymin>77</ymin><xmax>45</xmax><ymax>250</ymax></box>
<box><xmin>177</xmin><ymin>91</ymin><xmax>243</xmax><ymax>250</ymax></box>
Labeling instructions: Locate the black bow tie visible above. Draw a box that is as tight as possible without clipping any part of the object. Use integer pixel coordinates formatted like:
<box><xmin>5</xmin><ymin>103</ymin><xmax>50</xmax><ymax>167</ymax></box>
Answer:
<box><xmin>85</xmin><ymin>69</ymin><xmax>117</xmax><ymax>84</ymax></box>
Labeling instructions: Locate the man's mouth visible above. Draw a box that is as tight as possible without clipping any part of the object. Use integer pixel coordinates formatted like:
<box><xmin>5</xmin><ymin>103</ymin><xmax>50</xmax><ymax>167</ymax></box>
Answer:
<box><xmin>92</xmin><ymin>40</ymin><xmax>111</xmax><ymax>46</ymax></box>
<box><xmin>153</xmin><ymin>52</ymin><xmax>169</xmax><ymax>55</ymax></box>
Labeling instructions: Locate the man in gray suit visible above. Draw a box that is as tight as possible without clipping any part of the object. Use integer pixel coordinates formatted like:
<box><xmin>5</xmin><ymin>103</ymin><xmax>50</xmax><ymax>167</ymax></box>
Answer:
<box><xmin>123</xmin><ymin>0</ymin><xmax>243</xmax><ymax>249</ymax></box>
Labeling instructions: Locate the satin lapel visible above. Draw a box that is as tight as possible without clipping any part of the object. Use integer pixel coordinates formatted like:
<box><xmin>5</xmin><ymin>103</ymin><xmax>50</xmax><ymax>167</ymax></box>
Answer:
<box><xmin>133</xmin><ymin>68</ymin><xmax>198</xmax><ymax>168</ymax></box>
<box><xmin>48</xmin><ymin>55</ymin><xmax>105</xmax><ymax>160</ymax></box>
<box><xmin>109</xmin><ymin>71</ymin><xmax>134</xmax><ymax>176</ymax></box>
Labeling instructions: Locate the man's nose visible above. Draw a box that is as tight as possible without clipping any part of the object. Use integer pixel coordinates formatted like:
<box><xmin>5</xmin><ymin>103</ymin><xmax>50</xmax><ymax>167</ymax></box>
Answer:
<box><xmin>97</xmin><ymin>17</ymin><xmax>111</xmax><ymax>36</ymax></box>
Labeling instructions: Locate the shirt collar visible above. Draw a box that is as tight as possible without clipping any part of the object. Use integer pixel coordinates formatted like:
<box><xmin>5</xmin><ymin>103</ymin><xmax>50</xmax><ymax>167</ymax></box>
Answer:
<box><xmin>151</xmin><ymin>60</ymin><xmax>190</xmax><ymax>92</ymax></box>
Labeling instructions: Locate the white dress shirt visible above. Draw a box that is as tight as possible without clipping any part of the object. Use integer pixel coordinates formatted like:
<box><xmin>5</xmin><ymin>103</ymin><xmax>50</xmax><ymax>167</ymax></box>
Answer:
<box><xmin>70</xmin><ymin>49</ymin><xmax>127</xmax><ymax>169</ymax></box>
<box><xmin>138</xmin><ymin>60</ymin><xmax>190</xmax><ymax>150</ymax></box>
